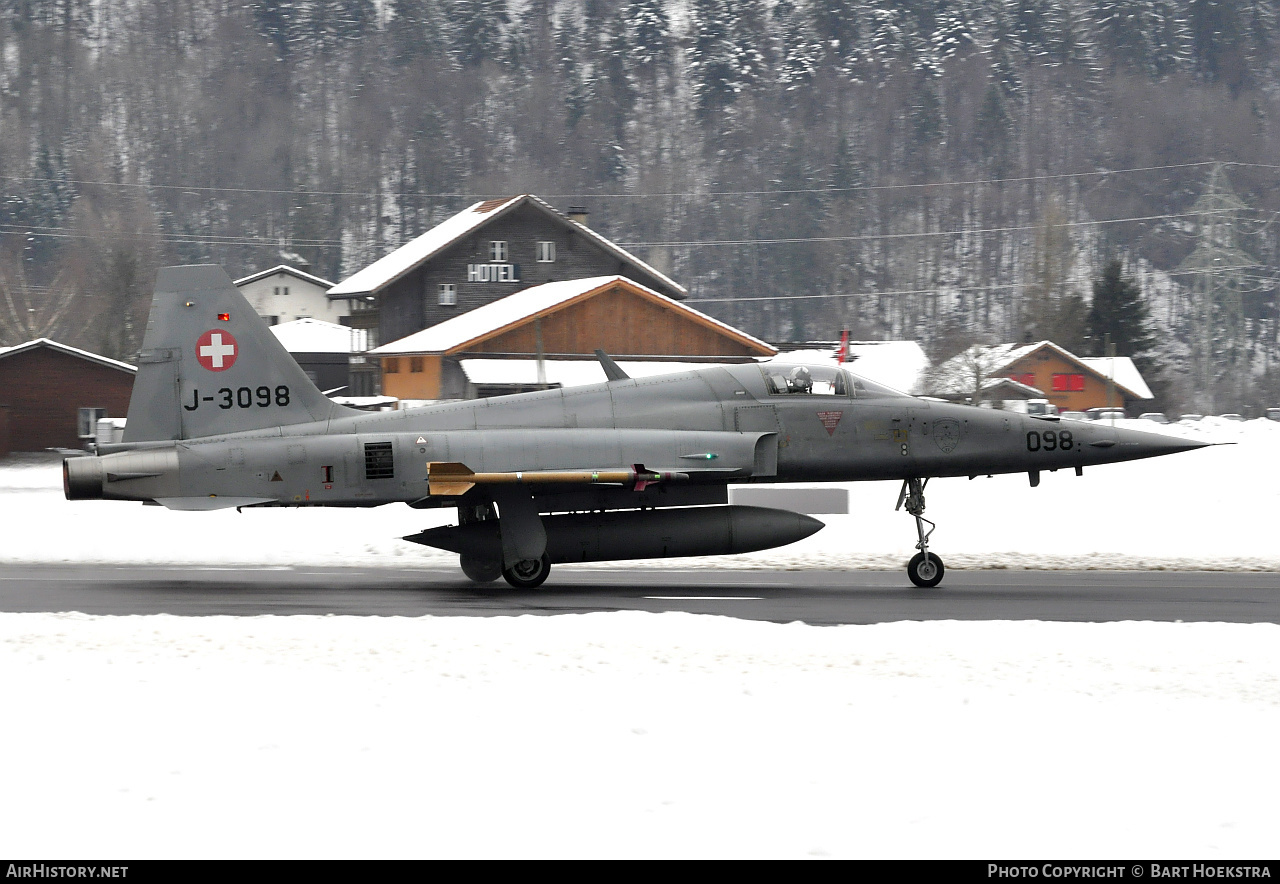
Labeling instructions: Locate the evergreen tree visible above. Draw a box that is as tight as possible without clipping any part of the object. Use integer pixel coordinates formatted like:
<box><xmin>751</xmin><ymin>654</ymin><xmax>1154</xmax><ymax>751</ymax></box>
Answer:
<box><xmin>687</xmin><ymin>0</ymin><xmax>738</xmax><ymax>119</ymax></box>
<box><xmin>730</xmin><ymin>0</ymin><xmax>771</xmax><ymax>88</ymax></box>
<box><xmin>39</xmin><ymin>0</ymin><xmax>92</xmax><ymax>36</ymax></box>
<box><xmin>306</xmin><ymin>0</ymin><xmax>376</xmax><ymax>60</ymax></box>
<box><xmin>1092</xmin><ymin>0</ymin><xmax>1188</xmax><ymax>76</ymax></box>
<box><xmin>973</xmin><ymin>82</ymin><xmax>1013</xmax><ymax>170</ymax></box>
<box><xmin>1187</xmin><ymin>0</ymin><xmax>1248</xmax><ymax>87</ymax></box>
<box><xmin>556</xmin><ymin>17</ymin><xmax>591</xmax><ymax>130</ymax></box>
<box><xmin>1086</xmin><ymin>258</ymin><xmax>1154</xmax><ymax>362</ymax></box>
<box><xmin>597</xmin><ymin>11</ymin><xmax>636</xmax><ymax>154</ymax></box>
<box><xmin>829</xmin><ymin>135</ymin><xmax>863</xmax><ymax>193</ymax></box>
<box><xmin>773</xmin><ymin>0</ymin><xmax>822</xmax><ymax>90</ymax></box>
<box><xmin>451</xmin><ymin>0</ymin><xmax>509</xmax><ymax>67</ymax></box>
<box><xmin>627</xmin><ymin>0</ymin><xmax>671</xmax><ymax>70</ymax></box>
<box><xmin>250</xmin><ymin>0</ymin><xmax>303</xmax><ymax>61</ymax></box>
<box><xmin>388</xmin><ymin>0</ymin><xmax>451</xmax><ymax>66</ymax></box>
<box><xmin>810</xmin><ymin>0</ymin><xmax>867</xmax><ymax>79</ymax></box>
<box><xmin>986</xmin><ymin>4</ymin><xmax>1025</xmax><ymax>98</ymax></box>
<box><xmin>928</xmin><ymin>0</ymin><xmax>979</xmax><ymax>63</ymax></box>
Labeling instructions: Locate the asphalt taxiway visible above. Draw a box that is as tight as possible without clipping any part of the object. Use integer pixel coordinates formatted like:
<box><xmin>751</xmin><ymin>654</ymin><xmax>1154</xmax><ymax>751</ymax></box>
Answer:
<box><xmin>0</xmin><ymin>564</ymin><xmax>1277</xmax><ymax>624</ymax></box>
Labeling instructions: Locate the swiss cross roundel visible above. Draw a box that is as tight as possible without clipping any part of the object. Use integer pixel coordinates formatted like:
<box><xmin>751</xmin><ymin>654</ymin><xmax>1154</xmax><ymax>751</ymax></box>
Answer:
<box><xmin>196</xmin><ymin>329</ymin><xmax>238</xmax><ymax>372</ymax></box>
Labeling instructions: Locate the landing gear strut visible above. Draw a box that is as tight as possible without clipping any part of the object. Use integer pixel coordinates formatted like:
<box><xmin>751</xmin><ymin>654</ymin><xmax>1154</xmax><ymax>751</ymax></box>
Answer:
<box><xmin>896</xmin><ymin>478</ymin><xmax>945</xmax><ymax>588</ymax></box>
<box><xmin>458</xmin><ymin>501</ymin><xmax>502</xmax><ymax>584</ymax></box>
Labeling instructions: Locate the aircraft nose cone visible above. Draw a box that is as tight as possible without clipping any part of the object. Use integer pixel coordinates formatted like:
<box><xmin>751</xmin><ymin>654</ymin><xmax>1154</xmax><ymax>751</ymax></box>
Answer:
<box><xmin>1106</xmin><ymin>425</ymin><xmax>1211</xmax><ymax>462</ymax></box>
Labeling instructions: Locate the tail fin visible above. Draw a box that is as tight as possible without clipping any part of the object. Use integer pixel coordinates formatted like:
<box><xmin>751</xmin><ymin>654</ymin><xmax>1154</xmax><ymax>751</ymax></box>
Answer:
<box><xmin>123</xmin><ymin>265</ymin><xmax>347</xmax><ymax>442</ymax></box>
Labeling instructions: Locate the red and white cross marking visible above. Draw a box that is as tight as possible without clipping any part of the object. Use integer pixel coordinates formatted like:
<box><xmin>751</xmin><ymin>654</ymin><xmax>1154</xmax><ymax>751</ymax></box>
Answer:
<box><xmin>196</xmin><ymin>329</ymin><xmax>238</xmax><ymax>372</ymax></box>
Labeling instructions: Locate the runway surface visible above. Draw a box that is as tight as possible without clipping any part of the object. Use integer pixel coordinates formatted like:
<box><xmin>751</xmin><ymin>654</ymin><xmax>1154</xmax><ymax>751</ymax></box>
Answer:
<box><xmin>0</xmin><ymin>564</ymin><xmax>1277</xmax><ymax>624</ymax></box>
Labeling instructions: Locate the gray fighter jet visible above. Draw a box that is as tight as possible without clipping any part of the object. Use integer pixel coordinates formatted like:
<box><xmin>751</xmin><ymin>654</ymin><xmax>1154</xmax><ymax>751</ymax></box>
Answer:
<box><xmin>65</xmin><ymin>266</ymin><xmax>1206</xmax><ymax>588</ymax></box>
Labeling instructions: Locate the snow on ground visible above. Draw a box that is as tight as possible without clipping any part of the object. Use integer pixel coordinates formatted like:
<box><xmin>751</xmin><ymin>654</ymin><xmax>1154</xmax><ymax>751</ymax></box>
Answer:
<box><xmin>2</xmin><ymin>612</ymin><xmax>1278</xmax><ymax>858</ymax></box>
<box><xmin>1</xmin><ymin>418</ymin><xmax>1278</xmax><ymax>858</ymax></box>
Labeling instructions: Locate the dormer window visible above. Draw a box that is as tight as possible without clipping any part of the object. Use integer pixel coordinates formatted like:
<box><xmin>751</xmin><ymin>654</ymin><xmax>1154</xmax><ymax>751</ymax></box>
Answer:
<box><xmin>489</xmin><ymin>240</ymin><xmax>508</xmax><ymax>261</ymax></box>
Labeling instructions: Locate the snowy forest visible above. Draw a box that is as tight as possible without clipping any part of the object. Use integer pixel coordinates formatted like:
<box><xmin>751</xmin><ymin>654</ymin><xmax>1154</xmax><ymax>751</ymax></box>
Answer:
<box><xmin>3</xmin><ymin>0</ymin><xmax>1280</xmax><ymax>412</ymax></box>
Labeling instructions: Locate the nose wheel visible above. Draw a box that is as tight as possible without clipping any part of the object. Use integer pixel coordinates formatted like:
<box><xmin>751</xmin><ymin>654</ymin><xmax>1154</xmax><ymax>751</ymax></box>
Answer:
<box><xmin>907</xmin><ymin>551</ymin><xmax>945</xmax><ymax>588</ymax></box>
<box><xmin>897</xmin><ymin>478</ymin><xmax>945</xmax><ymax>588</ymax></box>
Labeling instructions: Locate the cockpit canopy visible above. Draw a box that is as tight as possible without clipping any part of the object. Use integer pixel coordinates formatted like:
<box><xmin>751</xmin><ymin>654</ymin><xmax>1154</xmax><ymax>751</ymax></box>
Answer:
<box><xmin>757</xmin><ymin>363</ymin><xmax>908</xmax><ymax>399</ymax></box>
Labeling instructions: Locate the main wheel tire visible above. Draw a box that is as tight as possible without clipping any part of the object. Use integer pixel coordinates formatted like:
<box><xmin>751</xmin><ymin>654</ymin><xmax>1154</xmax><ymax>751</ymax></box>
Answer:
<box><xmin>503</xmin><ymin>554</ymin><xmax>551</xmax><ymax>589</ymax></box>
<box><xmin>460</xmin><ymin>555</ymin><xmax>503</xmax><ymax>584</ymax></box>
<box><xmin>907</xmin><ymin>552</ymin><xmax>945</xmax><ymax>588</ymax></box>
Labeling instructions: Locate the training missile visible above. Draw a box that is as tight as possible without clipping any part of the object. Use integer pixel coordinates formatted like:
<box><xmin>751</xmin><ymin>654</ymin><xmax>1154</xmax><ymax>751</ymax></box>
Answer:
<box><xmin>426</xmin><ymin>461</ymin><xmax>688</xmax><ymax>496</ymax></box>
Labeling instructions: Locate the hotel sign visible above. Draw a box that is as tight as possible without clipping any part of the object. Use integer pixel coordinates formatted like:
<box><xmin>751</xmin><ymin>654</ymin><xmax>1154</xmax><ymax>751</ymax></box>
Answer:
<box><xmin>467</xmin><ymin>263</ymin><xmax>521</xmax><ymax>283</ymax></box>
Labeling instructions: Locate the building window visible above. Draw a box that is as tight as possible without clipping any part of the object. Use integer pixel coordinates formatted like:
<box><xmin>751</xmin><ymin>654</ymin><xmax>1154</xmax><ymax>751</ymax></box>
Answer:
<box><xmin>1010</xmin><ymin>372</ymin><xmax>1036</xmax><ymax>387</ymax></box>
<box><xmin>438</xmin><ymin>283</ymin><xmax>457</xmax><ymax>306</ymax></box>
<box><xmin>385</xmin><ymin>357</ymin><xmax>400</xmax><ymax>374</ymax></box>
<box><xmin>274</xmin><ymin>286</ymin><xmax>290</xmax><ymax>297</ymax></box>
<box><xmin>410</xmin><ymin>357</ymin><xmax>424</xmax><ymax>373</ymax></box>
<box><xmin>489</xmin><ymin>240</ymin><xmax>508</xmax><ymax>261</ymax></box>
<box><xmin>536</xmin><ymin>241</ymin><xmax>556</xmax><ymax>263</ymax></box>
<box><xmin>1051</xmin><ymin>373</ymin><xmax>1085</xmax><ymax>392</ymax></box>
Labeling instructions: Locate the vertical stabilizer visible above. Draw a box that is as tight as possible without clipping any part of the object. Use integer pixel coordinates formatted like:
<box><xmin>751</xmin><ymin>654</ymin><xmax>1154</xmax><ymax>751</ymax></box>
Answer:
<box><xmin>123</xmin><ymin>265</ymin><xmax>346</xmax><ymax>442</ymax></box>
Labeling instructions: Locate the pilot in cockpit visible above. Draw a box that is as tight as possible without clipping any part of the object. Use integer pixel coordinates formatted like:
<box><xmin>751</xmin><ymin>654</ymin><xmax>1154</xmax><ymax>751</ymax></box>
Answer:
<box><xmin>787</xmin><ymin>365</ymin><xmax>812</xmax><ymax>394</ymax></box>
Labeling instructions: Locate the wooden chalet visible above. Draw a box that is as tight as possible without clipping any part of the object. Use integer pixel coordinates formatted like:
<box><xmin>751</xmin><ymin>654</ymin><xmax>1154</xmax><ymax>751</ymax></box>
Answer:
<box><xmin>931</xmin><ymin>340</ymin><xmax>1153</xmax><ymax>412</ymax></box>
<box><xmin>369</xmin><ymin>276</ymin><xmax>775</xmax><ymax>401</ymax></box>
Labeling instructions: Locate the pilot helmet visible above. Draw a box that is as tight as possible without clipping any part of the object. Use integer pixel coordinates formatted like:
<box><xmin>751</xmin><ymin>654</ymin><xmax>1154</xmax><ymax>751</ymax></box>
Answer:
<box><xmin>788</xmin><ymin>365</ymin><xmax>812</xmax><ymax>392</ymax></box>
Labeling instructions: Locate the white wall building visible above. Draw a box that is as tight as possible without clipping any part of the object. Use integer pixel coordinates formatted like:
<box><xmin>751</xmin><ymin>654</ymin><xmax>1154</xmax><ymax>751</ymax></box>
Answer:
<box><xmin>235</xmin><ymin>265</ymin><xmax>345</xmax><ymax>326</ymax></box>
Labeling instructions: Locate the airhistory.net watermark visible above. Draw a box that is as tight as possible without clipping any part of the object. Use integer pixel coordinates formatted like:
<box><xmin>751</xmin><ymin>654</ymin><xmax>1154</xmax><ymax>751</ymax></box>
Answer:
<box><xmin>5</xmin><ymin>866</ymin><xmax>128</xmax><ymax>878</ymax></box>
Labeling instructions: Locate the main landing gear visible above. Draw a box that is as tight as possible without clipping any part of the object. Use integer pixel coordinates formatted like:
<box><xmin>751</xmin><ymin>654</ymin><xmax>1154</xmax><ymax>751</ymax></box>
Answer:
<box><xmin>502</xmin><ymin>554</ymin><xmax>551</xmax><ymax>589</ymax></box>
<box><xmin>896</xmin><ymin>477</ymin><xmax>945</xmax><ymax>588</ymax></box>
<box><xmin>454</xmin><ymin>500</ymin><xmax>552</xmax><ymax>589</ymax></box>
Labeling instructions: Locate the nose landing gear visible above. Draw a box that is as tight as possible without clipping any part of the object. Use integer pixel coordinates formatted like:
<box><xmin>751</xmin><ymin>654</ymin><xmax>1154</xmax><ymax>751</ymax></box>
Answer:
<box><xmin>896</xmin><ymin>478</ymin><xmax>945</xmax><ymax>588</ymax></box>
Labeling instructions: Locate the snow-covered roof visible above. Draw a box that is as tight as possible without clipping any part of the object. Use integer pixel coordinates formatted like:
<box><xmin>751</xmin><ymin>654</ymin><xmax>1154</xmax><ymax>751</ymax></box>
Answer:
<box><xmin>980</xmin><ymin>377</ymin><xmax>1044</xmax><ymax>398</ymax></box>
<box><xmin>459</xmin><ymin>358</ymin><xmax>728</xmax><ymax>389</ymax></box>
<box><xmin>1080</xmin><ymin>357</ymin><xmax>1154</xmax><ymax>400</ymax></box>
<box><xmin>0</xmin><ymin>338</ymin><xmax>136</xmax><ymax>373</ymax></box>
<box><xmin>268</xmin><ymin>318</ymin><xmax>362</xmax><ymax>354</ymax></box>
<box><xmin>843</xmin><ymin>341</ymin><xmax>929</xmax><ymax>394</ymax></box>
<box><xmin>327</xmin><ymin>194</ymin><xmax>686</xmax><ymax>299</ymax></box>
<box><xmin>369</xmin><ymin>276</ymin><xmax>774</xmax><ymax>356</ymax></box>
<box><xmin>234</xmin><ymin>264</ymin><xmax>335</xmax><ymax>289</ymax></box>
